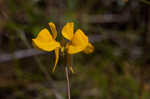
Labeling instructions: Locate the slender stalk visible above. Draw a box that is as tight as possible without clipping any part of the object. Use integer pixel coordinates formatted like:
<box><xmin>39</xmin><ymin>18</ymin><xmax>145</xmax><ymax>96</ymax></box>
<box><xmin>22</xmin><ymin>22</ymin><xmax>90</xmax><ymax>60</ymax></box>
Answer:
<box><xmin>65</xmin><ymin>66</ymin><xmax>71</xmax><ymax>99</ymax></box>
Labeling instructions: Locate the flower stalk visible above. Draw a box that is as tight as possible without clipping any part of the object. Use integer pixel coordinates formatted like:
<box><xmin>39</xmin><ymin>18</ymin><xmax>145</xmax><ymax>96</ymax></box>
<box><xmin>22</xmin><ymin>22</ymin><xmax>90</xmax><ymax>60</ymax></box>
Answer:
<box><xmin>65</xmin><ymin>66</ymin><xmax>71</xmax><ymax>99</ymax></box>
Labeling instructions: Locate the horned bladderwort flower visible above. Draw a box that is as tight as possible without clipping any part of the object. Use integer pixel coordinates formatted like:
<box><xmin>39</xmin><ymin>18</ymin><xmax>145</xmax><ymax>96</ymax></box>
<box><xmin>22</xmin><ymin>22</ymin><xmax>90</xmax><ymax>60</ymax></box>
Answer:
<box><xmin>62</xmin><ymin>22</ymin><xmax>94</xmax><ymax>54</ymax></box>
<box><xmin>62</xmin><ymin>22</ymin><xmax>94</xmax><ymax>72</ymax></box>
<box><xmin>32</xmin><ymin>22</ymin><xmax>94</xmax><ymax>73</ymax></box>
<box><xmin>32</xmin><ymin>22</ymin><xmax>60</xmax><ymax>72</ymax></box>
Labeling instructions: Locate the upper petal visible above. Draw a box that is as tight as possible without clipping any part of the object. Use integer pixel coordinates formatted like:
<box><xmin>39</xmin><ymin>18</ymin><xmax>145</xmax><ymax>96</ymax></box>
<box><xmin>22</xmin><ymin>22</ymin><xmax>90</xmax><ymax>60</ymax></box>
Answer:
<box><xmin>62</xmin><ymin>22</ymin><xmax>74</xmax><ymax>40</ymax></box>
<box><xmin>48</xmin><ymin>22</ymin><xmax>57</xmax><ymax>39</ymax></box>
<box><xmin>32</xmin><ymin>28</ymin><xmax>60</xmax><ymax>51</ymax></box>
<box><xmin>34</xmin><ymin>28</ymin><xmax>53</xmax><ymax>42</ymax></box>
<box><xmin>67</xmin><ymin>29</ymin><xmax>89</xmax><ymax>54</ymax></box>
<box><xmin>72</xmin><ymin>29</ymin><xmax>88</xmax><ymax>46</ymax></box>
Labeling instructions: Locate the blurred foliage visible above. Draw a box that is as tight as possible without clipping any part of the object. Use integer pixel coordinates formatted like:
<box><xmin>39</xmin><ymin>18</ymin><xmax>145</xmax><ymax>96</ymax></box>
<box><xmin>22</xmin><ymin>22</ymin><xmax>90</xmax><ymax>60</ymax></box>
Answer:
<box><xmin>0</xmin><ymin>0</ymin><xmax>150</xmax><ymax>99</ymax></box>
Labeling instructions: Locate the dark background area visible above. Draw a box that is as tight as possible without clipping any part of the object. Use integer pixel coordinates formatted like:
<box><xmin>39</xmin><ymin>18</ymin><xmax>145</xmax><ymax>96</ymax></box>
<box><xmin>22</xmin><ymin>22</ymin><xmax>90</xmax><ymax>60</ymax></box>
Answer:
<box><xmin>0</xmin><ymin>0</ymin><xmax>150</xmax><ymax>99</ymax></box>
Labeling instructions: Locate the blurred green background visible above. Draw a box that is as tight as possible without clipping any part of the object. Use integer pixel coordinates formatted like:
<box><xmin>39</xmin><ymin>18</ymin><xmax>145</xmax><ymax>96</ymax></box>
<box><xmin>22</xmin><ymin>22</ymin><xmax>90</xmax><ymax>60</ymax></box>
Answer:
<box><xmin>0</xmin><ymin>0</ymin><xmax>150</xmax><ymax>99</ymax></box>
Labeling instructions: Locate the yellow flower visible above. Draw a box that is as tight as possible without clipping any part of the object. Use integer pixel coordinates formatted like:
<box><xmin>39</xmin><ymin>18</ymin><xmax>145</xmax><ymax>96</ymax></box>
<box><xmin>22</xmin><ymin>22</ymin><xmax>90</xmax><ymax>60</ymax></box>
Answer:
<box><xmin>61</xmin><ymin>22</ymin><xmax>94</xmax><ymax>73</ymax></box>
<box><xmin>62</xmin><ymin>22</ymin><xmax>94</xmax><ymax>54</ymax></box>
<box><xmin>32</xmin><ymin>22</ymin><xmax>60</xmax><ymax>72</ymax></box>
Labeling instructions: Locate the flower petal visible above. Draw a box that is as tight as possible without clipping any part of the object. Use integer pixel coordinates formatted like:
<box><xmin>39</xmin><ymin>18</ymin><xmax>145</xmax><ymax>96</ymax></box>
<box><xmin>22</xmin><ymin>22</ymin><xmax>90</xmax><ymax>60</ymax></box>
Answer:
<box><xmin>83</xmin><ymin>43</ymin><xmax>94</xmax><ymax>54</ymax></box>
<box><xmin>67</xmin><ymin>45</ymin><xmax>84</xmax><ymax>54</ymax></box>
<box><xmin>33</xmin><ymin>28</ymin><xmax>53</xmax><ymax>42</ymax></box>
<box><xmin>48</xmin><ymin>22</ymin><xmax>57</xmax><ymax>39</ymax></box>
<box><xmin>32</xmin><ymin>39</ymin><xmax>60</xmax><ymax>52</ymax></box>
<box><xmin>67</xmin><ymin>29</ymin><xmax>88</xmax><ymax>54</ymax></box>
<box><xmin>32</xmin><ymin>28</ymin><xmax>60</xmax><ymax>51</ymax></box>
<box><xmin>52</xmin><ymin>48</ymin><xmax>59</xmax><ymax>72</ymax></box>
<box><xmin>62</xmin><ymin>22</ymin><xmax>74</xmax><ymax>40</ymax></box>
